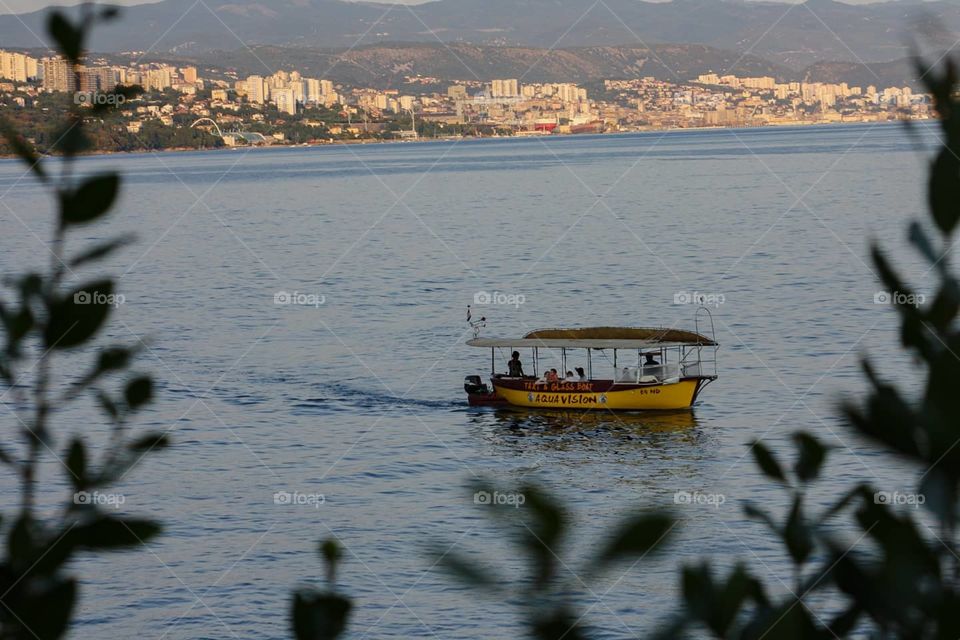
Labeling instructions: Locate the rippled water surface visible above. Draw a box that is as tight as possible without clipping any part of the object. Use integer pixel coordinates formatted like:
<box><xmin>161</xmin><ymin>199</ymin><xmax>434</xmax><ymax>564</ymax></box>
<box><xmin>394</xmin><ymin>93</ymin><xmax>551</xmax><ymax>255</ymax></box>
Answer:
<box><xmin>0</xmin><ymin>124</ymin><xmax>940</xmax><ymax>638</ymax></box>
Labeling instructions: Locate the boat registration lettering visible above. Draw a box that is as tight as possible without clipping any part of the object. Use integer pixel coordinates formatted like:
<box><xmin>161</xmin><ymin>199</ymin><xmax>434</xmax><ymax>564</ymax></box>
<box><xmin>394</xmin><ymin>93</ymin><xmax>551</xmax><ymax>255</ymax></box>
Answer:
<box><xmin>532</xmin><ymin>394</ymin><xmax>599</xmax><ymax>405</ymax></box>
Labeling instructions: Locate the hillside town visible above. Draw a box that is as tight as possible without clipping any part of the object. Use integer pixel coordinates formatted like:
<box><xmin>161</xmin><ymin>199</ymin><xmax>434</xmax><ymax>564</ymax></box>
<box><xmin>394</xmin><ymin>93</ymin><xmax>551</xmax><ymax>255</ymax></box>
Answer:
<box><xmin>0</xmin><ymin>48</ymin><xmax>936</xmax><ymax>151</ymax></box>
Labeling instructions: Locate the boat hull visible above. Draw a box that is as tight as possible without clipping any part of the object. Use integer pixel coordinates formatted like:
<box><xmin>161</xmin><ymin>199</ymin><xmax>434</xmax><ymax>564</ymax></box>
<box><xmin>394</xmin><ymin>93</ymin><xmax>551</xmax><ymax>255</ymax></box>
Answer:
<box><xmin>490</xmin><ymin>378</ymin><xmax>709</xmax><ymax>411</ymax></box>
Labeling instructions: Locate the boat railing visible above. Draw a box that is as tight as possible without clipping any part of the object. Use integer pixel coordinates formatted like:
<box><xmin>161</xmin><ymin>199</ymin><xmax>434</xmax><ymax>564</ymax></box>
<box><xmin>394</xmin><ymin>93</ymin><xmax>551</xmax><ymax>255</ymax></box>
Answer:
<box><xmin>613</xmin><ymin>363</ymin><xmax>681</xmax><ymax>385</ymax></box>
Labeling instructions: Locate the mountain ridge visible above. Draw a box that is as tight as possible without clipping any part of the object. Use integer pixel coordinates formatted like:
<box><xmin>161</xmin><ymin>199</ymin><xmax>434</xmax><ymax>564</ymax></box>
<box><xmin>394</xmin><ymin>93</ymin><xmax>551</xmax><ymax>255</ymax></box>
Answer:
<box><xmin>0</xmin><ymin>0</ymin><xmax>958</xmax><ymax>69</ymax></box>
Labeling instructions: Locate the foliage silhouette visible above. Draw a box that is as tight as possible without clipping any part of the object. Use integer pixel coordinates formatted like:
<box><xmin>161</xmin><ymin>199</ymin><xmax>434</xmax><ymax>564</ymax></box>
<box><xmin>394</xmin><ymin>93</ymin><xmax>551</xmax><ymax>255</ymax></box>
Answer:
<box><xmin>0</xmin><ymin>8</ymin><xmax>165</xmax><ymax>640</ymax></box>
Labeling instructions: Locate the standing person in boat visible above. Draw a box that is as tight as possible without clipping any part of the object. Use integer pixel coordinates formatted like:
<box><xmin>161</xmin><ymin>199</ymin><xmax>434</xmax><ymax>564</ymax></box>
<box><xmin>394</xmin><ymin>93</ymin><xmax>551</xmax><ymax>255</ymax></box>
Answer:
<box><xmin>507</xmin><ymin>351</ymin><xmax>525</xmax><ymax>378</ymax></box>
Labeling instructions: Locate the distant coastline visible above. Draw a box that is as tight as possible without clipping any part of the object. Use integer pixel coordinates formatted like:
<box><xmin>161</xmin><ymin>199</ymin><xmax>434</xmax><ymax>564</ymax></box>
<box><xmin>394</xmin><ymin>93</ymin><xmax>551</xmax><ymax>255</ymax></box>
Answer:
<box><xmin>0</xmin><ymin>118</ymin><xmax>924</xmax><ymax>162</ymax></box>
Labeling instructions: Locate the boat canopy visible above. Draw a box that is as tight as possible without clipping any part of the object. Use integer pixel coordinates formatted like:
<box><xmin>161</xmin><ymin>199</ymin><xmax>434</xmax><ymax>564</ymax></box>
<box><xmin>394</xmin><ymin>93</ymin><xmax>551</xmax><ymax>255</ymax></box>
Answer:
<box><xmin>466</xmin><ymin>326</ymin><xmax>718</xmax><ymax>349</ymax></box>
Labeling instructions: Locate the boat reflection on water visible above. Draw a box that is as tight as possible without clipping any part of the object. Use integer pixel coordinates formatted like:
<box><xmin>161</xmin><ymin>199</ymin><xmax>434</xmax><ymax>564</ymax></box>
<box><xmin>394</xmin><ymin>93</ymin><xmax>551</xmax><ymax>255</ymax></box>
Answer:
<box><xmin>468</xmin><ymin>407</ymin><xmax>703</xmax><ymax>450</ymax></box>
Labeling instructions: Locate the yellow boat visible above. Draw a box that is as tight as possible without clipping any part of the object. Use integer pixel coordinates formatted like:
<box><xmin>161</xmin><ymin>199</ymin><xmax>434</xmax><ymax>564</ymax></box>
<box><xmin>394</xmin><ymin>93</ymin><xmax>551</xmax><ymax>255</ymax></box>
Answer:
<box><xmin>464</xmin><ymin>311</ymin><xmax>718</xmax><ymax>411</ymax></box>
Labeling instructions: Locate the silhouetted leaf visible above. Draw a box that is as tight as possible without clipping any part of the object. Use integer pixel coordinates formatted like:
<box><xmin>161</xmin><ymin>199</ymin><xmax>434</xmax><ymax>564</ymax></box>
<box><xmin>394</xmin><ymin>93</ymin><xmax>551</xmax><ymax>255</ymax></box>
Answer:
<box><xmin>517</xmin><ymin>484</ymin><xmax>567</xmax><ymax>589</ymax></box>
<box><xmin>7</xmin><ymin>515</ymin><xmax>37</xmax><ymax>571</ymax></box>
<box><xmin>0</xmin><ymin>118</ymin><xmax>46</xmax><ymax>181</ymax></box>
<box><xmin>47</xmin><ymin>12</ymin><xmax>83</xmax><ymax>63</ymax></box>
<box><xmin>926</xmin><ymin>277</ymin><xmax>960</xmax><ymax>331</ymax></box>
<box><xmin>793</xmin><ymin>432</ymin><xmax>827</xmax><ymax>482</ymax></box>
<box><xmin>827</xmin><ymin>604</ymin><xmax>862</xmax><ymax>637</ymax></box>
<box><xmin>592</xmin><ymin>512</ymin><xmax>673</xmax><ymax>569</ymax></box>
<box><xmin>97</xmin><ymin>390</ymin><xmax>119</xmax><ymax>420</ymax></box>
<box><xmin>129</xmin><ymin>432</ymin><xmax>169</xmax><ymax>452</ymax></box>
<box><xmin>908</xmin><ymin>220</ymin><xmax>939</xmax><ymax>265</ymax></box>
<box><xmin>531</xmin><ymin>607</ymin><xmax>590</xmax><ymax>640</ymax></box>
<box><xmin>97</xmin><ymin>346</ymin><xmax>134</xmax><ymax>373</ymax></box>
<box><xmin>71</xmin><ymin>516</ymin><xmax>159</xmax><ymax>549</ymax></box>
<box><xmin>52</xmin><ymin>118</ymin><xmax>91</xmax><ymax>156</ymax></box>
<box><xmin>433</xmin><ymin>547</ymin><xmax>501</xmax><ymax>591</ymax></box>
<box><xmin>784</xmin><ymin>497</ymin><xmax>813</xmax><ymax>565</ymax></box>
<box><xmin>65</xmin><ymin>438</ymin><xmax>86</xmax><ymax>489</ymax></box>
<box><xmin>929</xmin><ymin>147</ymin><xmax>960</xmax><ymax>235</ymax></box>
<box><xmin>10</xmin><ymin>575</ymin><xmax>76</xmax><ymax>640</ymax></box>
<box><xmin>60</xmin><ymin>173</ymin><xmax>119</xmax><ymax>226</ymax></box>
<box><xmin>292</xmin><ymin>590</ymin><xmax>352</xmax><ymax>640</ymax></box>
<box><xmin>124</xmin><ymin>376</ymin><xmax>152</xmax><ymax>409</ymax></box>
<box><xmin>749</xmin><ymin>441</ymin><xmax>786</xmax><ymax>482</ymax></box>
<box><xmin>92</xmin><ymin>85</ymin><xmax>142</xmax><ymax>114</ymax></box>
<box><xmin>45</xmin><ymin>280</ymin><xmax>114</xmax><ymax>349</ymax></box>
<box><xmin>743</xmin><ymin>503</ymin><xmax>778</xmax><ymax>536</ymax></box>
<box><xmin>70</xmin><ymin>235</ymin><xmax>135</xmax><ymax>267</ymax></box>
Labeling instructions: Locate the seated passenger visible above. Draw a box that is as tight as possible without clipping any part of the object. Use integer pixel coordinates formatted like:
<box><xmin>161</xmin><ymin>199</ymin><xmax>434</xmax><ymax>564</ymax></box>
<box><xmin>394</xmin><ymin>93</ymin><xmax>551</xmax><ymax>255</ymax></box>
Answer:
<box><xmin>575</xmin><ymin>367</ymin><xmax>587</xmax><ymax>381</ymax></box>
<box><xmin>507</xmin><ymin>351</ymin><xmax>524</xmax><ymax>377</ymax></box>
<box><xmin>644</xmin><ymin>353</ymin><xmax>660</xmax><ymax>366</ymax></box>
<box><xmin>564</xmin><ymin>371</ymin><xmax>575</xmax><ymax>381</ymax></box>
<box><xmin>545</xmin><ymin>369</ymin><xmax>559</xmax><ymax>383</ymax></box>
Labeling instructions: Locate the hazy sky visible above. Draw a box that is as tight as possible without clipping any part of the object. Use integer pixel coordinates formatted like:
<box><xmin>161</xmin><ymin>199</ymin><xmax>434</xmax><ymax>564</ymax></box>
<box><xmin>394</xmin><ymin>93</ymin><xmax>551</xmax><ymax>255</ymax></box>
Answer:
<box><xmin>0</xmin><ymin>0</ymin><xmax>911</xmax><ymax>14</ymax></box>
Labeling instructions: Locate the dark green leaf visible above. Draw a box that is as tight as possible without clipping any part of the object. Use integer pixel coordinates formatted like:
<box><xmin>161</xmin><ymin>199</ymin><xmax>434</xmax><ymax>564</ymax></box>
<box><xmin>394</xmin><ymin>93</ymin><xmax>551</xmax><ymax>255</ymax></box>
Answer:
<box><xmin>45</xmin><ymin>280</ymin><xmax>114</xmax><ymax>349</ymax></box>
<box><xmin>60</xmin><ymin>173</ymin><xmax>120</xmax><ymax>226</ymax></box>
<box><xmin>749</xmin><ymin>441</ymin><xmax>786</xmax><ymax>482</ymax></box>
<box><xmin>793</xmin><ymin>432</ymin><xmax>827</xmax><ymax>482</ymax></box>
<box><xmin>124</xmin><ymin>376</ymin><xmax>152</xmax><ymax>409</ymax></box>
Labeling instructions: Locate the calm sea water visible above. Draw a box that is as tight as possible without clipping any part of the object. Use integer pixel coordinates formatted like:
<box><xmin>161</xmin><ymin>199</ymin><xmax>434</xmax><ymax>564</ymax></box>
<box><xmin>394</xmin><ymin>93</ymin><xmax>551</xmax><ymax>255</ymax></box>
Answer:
<box><xmin>0</xmin><ymin>124</ymin><xmax>941</xmax><ymax>638</ymax></box>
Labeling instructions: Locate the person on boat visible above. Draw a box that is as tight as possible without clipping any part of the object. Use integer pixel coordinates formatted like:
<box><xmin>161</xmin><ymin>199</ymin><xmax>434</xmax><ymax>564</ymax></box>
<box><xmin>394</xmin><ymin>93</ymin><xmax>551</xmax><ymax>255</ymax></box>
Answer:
<box><xmin>564</xmin><ymin>371</ymin><xmax>575</xmax><ymax>381</ymax></box>
<box><xmin>545</xmin><ymin>369</ymin><xmax>559</xmax><ymax>383</ymax></box>
<box><xmin>575</xmin><ymin>367</ymin><xmax>587</xmax><ymax>381</ymax></box>
<box><xmin>644</xmin><ymin>353</ymin><xmax>660</xmax><ymax>366</ymax></box>
<box><xmin>507</xmin><ymin>351</ymin><xmax>524</xmax><ymax>377</ymax></box>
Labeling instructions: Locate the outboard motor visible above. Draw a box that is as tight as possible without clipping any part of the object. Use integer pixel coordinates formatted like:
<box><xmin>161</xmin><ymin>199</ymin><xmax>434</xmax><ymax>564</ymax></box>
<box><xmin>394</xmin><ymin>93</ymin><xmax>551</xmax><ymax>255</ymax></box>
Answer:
<box><xmin>463</xmin><ymin>375</ymin><xmax>489</xmax><ymax>395</ymax></box>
